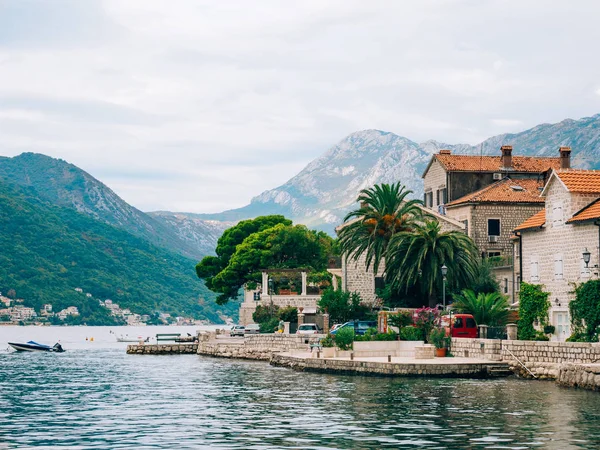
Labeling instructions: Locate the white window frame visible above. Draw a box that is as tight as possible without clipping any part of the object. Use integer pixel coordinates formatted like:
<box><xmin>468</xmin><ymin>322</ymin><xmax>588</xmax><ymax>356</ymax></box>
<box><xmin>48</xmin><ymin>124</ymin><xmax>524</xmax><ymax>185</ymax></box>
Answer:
<box><xmin>530</xmin><ymin>256</ymin><xmax>539</xmax><ymax>283</ymax></box>
<box><xmin>554</xmin><ymin>253</ymin><xmax>564</xmax><ymax>280</ymax></box>
<box><xmin>552</xmin><ymin>204</ymin><xmax>564</xmax><ymax>228</ymax></box>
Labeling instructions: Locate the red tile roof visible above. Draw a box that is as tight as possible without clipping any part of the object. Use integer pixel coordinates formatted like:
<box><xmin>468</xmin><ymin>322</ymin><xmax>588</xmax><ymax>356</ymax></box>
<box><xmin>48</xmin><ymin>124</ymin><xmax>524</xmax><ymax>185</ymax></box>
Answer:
<box><xmin>446</xmin><ymin>178</ymin><xmax>544</xmax><ymax>207</ymax></box>
<box><xmin>555</xmin><ymin>170</ymin><xmax>600</xmax><ymax>194</ymax></box>
<box><xmin>567</xmin><ymin>199</ymin><xmax>600</xmax><ymax>223</ymax></box>
<box><xmin>514</xmin><ymin>210</ymin><xmax>546</xmax><ymax>231</ymax></box>
<box><xmin>435</xmin><ymin>154</ymin><xmax>561</xmax><ymax>173</ymax></box>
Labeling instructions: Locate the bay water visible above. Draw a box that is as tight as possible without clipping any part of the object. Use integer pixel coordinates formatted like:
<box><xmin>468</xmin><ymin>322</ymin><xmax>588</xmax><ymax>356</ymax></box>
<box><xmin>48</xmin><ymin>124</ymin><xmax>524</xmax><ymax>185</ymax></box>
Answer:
<box><xmin>1</xmin><ymin>326</ymin><xmax>599</xmax><ymax>449</ymax></box>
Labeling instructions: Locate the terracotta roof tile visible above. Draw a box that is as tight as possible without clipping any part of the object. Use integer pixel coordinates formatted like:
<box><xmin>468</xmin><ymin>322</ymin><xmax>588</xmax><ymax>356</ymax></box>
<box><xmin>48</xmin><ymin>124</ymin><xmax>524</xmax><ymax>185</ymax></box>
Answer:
<box><xmin>514</xmin><ymin>210</ymin><xmax>546</xmax><ymax>231</ymax></box>
<box><xmin>567</xmin><ymin>198</ymin><xmax>600</xmax><ymax>223</ymax></box>
<box><xmin>556</xmin><ymin>170</ymin><xmax>600</xmax><ymax>194</ymax></box>
<box><xmin>446</xmin><ymin>178</ymin><xmax>544</xmax><ymax>207</ymax></box>
<box><xmin>435</xmin><ymin>154</ymin><xmax>561</xmax><ymax>173</ymax></box>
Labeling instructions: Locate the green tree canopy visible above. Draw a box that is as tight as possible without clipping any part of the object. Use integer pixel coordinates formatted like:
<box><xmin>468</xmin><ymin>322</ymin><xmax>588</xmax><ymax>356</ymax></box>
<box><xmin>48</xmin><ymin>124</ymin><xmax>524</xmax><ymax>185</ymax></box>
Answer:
<box><xmin>338</xmin><ymin>182</ymin><xmax>423</xmax><ymax>275</ymax></box>
<box><xmin>199</xmin><ymin>221</ymin><xmax>335</xmax><ymax>304</ymax></box>
<box><xmin>385</xmin><ymin>220</ymin><xmax>479</xmax><ymax>307</ymax></box>
<box><xmin>196</xmin><ymin>215</ymin><xmax>291</xmax><ymax>291</ymax></box>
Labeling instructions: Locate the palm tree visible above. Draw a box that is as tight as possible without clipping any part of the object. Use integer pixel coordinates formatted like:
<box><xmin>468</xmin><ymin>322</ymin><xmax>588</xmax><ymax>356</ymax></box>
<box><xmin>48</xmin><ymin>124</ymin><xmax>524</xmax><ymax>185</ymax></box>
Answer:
<box><xmin>385</xmin><ymin>220</ymin><xmax>478</xmax><ymax>307</ymax></box>
<box><xmin>452</xmin><ymin>289</ymin><xmax>509</xmax><ymax>326</ymax></box>
<box><xmin>338</xmin><ymin>183</ymin><xmax>423</xmax><ymax>274</ymax></box>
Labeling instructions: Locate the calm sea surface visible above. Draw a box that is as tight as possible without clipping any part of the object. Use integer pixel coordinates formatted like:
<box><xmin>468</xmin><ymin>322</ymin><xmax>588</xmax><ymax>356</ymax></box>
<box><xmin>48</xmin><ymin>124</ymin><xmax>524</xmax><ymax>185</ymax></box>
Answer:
<box><xmin>0</xmin><ymin>326</ymin><xmax>599</xmax><ymax>449</ymax></box>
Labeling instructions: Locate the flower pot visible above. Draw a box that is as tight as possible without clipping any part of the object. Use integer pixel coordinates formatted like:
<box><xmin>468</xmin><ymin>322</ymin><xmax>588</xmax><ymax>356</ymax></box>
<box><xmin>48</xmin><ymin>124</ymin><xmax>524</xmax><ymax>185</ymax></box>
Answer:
<box><xmin>435</xmin><ymin>347</ymin><xmax>447</xmax><ymax>357</ymax></box>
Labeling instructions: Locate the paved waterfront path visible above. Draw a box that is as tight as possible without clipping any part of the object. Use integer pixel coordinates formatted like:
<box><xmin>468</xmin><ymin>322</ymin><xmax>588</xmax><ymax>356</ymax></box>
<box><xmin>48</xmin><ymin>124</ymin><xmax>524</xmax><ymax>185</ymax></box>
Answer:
<box><xmin>271</xmin><ymin>352</ymin><xmax>512</xmax><ymax>378</ymax></box>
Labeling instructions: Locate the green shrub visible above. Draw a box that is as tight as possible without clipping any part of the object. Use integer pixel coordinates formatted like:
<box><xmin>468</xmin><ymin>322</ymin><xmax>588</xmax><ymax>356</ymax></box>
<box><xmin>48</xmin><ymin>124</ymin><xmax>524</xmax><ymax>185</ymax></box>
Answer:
<box><xmin>374</xmin><ymin>332</ymin><xmax>398</xmax><ymax>341</ymax></box>
<box><xmin>335</xmin><ymin>327</ymin><xmax>354</xmax><ymax>350</ymax></box>
<box><xmin>518</xmin><ymin>283</ymin><xmax>550</xmax><ymax>340</ymax></box>
<box><xmin>399</xmin><ymin>326</ymin><xmax>423</xmax><ymax>341</ymax></box>
<box><xmin>570</xmin><ymin>280</ymin><xmax>600</xmax><ymax>342</ymax></box>
<box><xmin>278</xmin><ymin>306</ymin><xmax>297</xmax><ymax>323</ymax></box>
<box><xmin>253</xmin><ymin>304</ymin><xmax>279</xmax><ymax>324</ymax></box>
<box><xmin>532</xmin><ymin>331</ymin><xmax>550</xmax><ymax>341</ymax></box>
<box><xmin>543</xmin><ymin>325</ymin><xmax>555</xmax><ymax>335</ymax></box>
<box><xmin>388</xmin><ymin>311</ymin><xmax>413</xmax><ymax>329</ymax></box>
<box><xmin>259</xmin><ymin>317</ymin><xmax>279</xmax><ymax>333</ymax></box>
<box><xmin>428</xmin><ymin>328</ymin><xmax>449</xmax><ymax>349</ymax></box>
<box><xmin>321</xmin><ymin>334</ymin><xmax>334</xmax><ymax>348</ymax></box>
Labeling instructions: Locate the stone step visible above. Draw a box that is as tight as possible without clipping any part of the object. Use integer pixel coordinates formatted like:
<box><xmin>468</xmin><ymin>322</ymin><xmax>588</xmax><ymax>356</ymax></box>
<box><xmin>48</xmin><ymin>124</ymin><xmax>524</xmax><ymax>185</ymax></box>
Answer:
<box><xmin>486</xmin><ymin>365</ymin><xmax>514</xmax><ymax>377</ymax></box>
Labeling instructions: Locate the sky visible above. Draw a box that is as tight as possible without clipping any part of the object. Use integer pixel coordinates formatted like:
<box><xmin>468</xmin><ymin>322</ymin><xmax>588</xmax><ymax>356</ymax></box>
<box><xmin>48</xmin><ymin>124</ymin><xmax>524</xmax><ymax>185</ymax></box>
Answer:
<box><xmin>1</xmin><ymin>0</ymin><xmax>600</xmax><ymax>213</ymax></box>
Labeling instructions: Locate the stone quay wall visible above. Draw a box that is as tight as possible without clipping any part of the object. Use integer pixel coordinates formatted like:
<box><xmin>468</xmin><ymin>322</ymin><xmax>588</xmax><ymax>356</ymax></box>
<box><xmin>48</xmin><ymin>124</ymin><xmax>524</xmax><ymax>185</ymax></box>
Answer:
<box><xmin>270</xmin><ymin>354</ymin><xmax>506</xmax><ymax>378</ymax></box>
<box><xmin>126</xmin><ymin>343</ymin><xmax>198</xmax><ymax>355</ymax></box>
<box><xmin>451</xmin><ymin>337</ymin><xmax>600</xmax><ymax>390</ymax></box>
<box><xmin>197</xmin><ymin>333</ymin><xmax>320</xmax><ymax>361</ymax></box>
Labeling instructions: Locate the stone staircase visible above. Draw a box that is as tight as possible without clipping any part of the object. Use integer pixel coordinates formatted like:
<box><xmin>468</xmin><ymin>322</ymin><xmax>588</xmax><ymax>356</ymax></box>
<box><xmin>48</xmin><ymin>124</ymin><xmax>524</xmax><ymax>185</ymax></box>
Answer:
<box><xmin>486</xmin><ymin>363</ymin><xmax>514</xmax><ymax>378</ymax></box>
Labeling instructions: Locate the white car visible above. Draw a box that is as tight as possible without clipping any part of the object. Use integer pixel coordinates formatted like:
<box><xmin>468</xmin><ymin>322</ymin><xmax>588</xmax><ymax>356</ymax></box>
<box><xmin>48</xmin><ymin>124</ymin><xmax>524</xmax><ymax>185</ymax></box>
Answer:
<box><xmin>296</xmin><ymin>324</ymin><xmax>321</xmax><ymax>334</ymax></box>
<box><xmin>230</xmin><ymin>325</ymin><xmax>245</xmax><ymax>337</ymax></box>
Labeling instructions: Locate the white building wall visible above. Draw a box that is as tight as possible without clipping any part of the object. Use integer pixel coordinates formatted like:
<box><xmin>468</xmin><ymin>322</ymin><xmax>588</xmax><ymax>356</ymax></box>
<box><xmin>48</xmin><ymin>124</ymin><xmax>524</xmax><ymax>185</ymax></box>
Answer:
<box><xmin>520</xmin><ymin>178</ymin><xmax>600</xmax><ymax>341</ymax></box>
<box><xmin>423</xmin><ymin>159</ymin><xmax>447</xmax><ymax>210</ymax></box>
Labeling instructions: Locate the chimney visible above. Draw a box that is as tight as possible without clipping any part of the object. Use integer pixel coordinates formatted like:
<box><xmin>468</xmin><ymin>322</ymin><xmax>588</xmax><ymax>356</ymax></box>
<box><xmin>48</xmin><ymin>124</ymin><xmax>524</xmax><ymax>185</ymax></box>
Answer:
<box><xmin>559</xmin><ymin>146</ymin><xmax>571</xmax><ymax>169</ymax></box>
<box><xmin>439</xmin><ymin>149</ymin><xmax>452</xmax><ymax>155</ymax></box>
<box><xmin>501</xmin><ymin>145</ymin><xmax>513</xmax><ymax>169</ymax></box>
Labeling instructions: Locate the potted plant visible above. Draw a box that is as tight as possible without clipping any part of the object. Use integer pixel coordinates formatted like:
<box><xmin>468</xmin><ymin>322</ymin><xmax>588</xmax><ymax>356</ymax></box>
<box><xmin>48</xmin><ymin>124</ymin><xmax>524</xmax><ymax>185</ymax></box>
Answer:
<box><xmin>428</xmin><ymin>328</ymin><xmax>448</xmax><ymax>357</ymax></box>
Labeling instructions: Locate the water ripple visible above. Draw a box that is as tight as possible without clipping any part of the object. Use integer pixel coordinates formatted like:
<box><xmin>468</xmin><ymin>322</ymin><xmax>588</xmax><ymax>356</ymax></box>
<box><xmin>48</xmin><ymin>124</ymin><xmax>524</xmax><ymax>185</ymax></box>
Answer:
<box><xmin>1</xmin><ymin>349</ymin><xmax>599</xmax><ymax>449</ymax></box>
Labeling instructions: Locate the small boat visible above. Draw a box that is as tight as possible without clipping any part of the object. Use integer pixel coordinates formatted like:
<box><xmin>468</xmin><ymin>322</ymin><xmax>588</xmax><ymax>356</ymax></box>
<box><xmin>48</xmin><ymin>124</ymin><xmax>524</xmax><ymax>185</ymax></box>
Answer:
<box><xmin>8</xmin><ymin>341</ymin><xmax>65</xmax><ymax>352</ymax></box>
<box><xmin>116</xmin><ymin>335</ymin><xmax>150</xmax><ymax>343</ymax></box>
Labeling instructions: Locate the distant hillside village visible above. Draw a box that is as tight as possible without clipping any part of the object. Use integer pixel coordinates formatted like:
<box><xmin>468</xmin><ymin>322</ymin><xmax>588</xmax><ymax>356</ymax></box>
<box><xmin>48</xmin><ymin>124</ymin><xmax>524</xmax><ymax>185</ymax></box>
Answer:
<box><xmin>0</xmin><ymin>289</ymin><xmax>204</xmax><ymax>327</ymax></box>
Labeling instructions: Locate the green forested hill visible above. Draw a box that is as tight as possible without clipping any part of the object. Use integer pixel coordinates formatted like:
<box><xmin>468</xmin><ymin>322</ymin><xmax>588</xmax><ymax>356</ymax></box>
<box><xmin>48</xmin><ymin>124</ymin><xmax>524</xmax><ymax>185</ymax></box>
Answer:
<box><xmin>0</xmin><ymin>179</ymin><xmax>237</xmax><ymax>324</ymax></box>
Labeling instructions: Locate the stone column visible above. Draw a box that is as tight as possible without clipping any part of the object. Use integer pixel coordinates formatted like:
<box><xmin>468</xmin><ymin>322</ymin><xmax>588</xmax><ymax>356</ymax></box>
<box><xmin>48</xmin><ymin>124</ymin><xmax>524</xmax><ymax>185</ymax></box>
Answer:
<box><xmin>261</xmin><ymin>272</ymin><xmax>269</xmax><ymax>299</ymax></box>
<box><xmin>332</xmin><ymin>275</ymin><xmax>338</xmax><ymax>291</ymax></box>
<box><xmin>301</xmin><ymin>271</ymin><xmax>307</xmax><ymax>296</ymax></box>
<box><xmin>506</xmin><ymin>323</ymin><xmax>517</xmax><ymax>340</ymax></box>
<box><xmin>298</xmin><ymin>313</ymin><xmax>305</xmax><ymax>326</ymax></box>
<box><xmin>323</xmin><ymin>313</ymin><xmax>330</xmax><ymax>333</ymax></box>
<box><xmin>478</xmin><ymin>325</ymin><xmax>489</xmax><ymax>339</ymax></box>
<box><xmin>284</xmin><ymin>322</ymin><xmax>290</xmax><ymax>334</ymax></box>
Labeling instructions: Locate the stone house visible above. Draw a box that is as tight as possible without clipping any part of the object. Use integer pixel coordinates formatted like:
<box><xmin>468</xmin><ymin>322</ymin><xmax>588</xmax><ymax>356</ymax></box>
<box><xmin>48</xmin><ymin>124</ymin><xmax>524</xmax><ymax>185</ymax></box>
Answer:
<box><xmin>339</xmin><ymin>205</ymin><xmax>466</xmax><ymax>305</ymax></box>
<box><xmin>421</xmin><ymin>145</ymin><xmax>565</xmax><ymax>214</ymax></box>
<box><xmin>514</xmin><ymin>169</ymin><xmax>600</xmax><ymax>341</ymax></box>
<box><xmin>445</xmin><ymin>177</ymin><xmax>546</xmax><ymax>303</ymax></box>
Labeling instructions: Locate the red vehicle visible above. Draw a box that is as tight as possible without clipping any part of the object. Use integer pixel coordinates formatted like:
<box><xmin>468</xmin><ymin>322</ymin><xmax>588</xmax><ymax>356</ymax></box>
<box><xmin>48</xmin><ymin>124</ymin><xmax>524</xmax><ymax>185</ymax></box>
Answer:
<box><xmin>444</xmin><ymin>314</ymin><xmax>477</xmax><ymax>338</ymax></box>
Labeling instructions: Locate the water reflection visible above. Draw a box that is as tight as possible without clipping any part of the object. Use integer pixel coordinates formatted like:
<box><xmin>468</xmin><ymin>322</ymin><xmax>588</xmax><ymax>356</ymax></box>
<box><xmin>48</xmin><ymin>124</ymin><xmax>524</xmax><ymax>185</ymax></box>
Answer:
<box><xmin>1</xmin><ymin>349</ymin><xmax>599</xmax><ymax>449</ymax></box>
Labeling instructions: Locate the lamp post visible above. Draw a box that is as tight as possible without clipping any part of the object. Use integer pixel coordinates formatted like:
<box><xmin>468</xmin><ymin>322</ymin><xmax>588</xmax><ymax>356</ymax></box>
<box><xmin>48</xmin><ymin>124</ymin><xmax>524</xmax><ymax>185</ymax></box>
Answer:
<box><xmin>268</xmin><ymin>278</ymin><xmax>274</xmax><ymax>309</ymax></box>
<box><xmin>583</xmin><ymin>248</ymin><xmax>591</xmax><ymax>268</ymax></box>
<box><xmin>441</xmin><ymin>264</ymin><xmax>448</xmax><ymax>310</ymax></box>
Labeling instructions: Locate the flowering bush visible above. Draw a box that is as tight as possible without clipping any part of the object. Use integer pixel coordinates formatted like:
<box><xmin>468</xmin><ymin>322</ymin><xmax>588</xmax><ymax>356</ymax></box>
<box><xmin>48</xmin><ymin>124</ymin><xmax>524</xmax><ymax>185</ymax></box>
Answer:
<box><xmin>414</xmin><ymin>307</ymin><xmax>441</xmax><ymax>343</ymax></box>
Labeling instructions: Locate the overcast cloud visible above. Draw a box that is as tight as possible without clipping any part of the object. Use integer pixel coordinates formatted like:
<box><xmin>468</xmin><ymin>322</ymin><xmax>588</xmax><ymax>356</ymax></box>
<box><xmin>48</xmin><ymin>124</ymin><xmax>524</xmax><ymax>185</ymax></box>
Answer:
<box><xmin>1</xmin><ymin>0</ymin><xmax>600</xmax><ymax>213</ymax></box>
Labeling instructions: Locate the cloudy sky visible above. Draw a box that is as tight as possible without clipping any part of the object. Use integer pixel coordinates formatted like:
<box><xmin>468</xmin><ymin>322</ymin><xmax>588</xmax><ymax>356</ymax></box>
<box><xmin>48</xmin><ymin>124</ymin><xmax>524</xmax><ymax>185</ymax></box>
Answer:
<box><xmin>1</xmin><ymin>1</ymin><xmax>600</xmax><ymax>213</ymax></box>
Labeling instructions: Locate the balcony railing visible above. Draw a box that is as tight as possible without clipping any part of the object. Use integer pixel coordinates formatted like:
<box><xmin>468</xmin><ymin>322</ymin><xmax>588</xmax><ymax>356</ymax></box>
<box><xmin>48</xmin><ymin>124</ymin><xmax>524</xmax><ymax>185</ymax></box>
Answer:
<box><xmin>487</xmin><ymin>255</ymin><xmax>514</xmax><ymax>268</ymax></box>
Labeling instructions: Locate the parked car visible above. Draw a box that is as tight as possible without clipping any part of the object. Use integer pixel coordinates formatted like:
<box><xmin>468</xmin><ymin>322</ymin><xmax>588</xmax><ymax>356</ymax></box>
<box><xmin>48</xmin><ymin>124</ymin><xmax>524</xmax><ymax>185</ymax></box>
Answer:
<box><xmin>244</xmin><ymin>324</ymin><xmax>260</xmax><ymax>335</ymax></box>
<box><xmin>330</xmin><ymin>320</ymin><xmax>377</xmax><ymax>336</ymax></box>
<box><xmin>442</xmin><ymin>314</ymin><xmax>477</xmax><ymax>338</ymax></box>
<box><xmin>296</xmin><ymin>323</ymin><xmax>321</xmax><ymax>334</ymax></box>
<box><xmin>230</xmin><ymin>325</ymin><xmax>245</xmax><ymax>337</ymax></box>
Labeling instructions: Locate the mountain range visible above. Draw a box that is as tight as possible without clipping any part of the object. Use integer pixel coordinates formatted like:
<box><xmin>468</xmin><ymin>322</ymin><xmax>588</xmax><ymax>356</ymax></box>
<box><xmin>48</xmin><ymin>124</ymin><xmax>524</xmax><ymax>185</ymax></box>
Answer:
<box><xmin>189</xmin><ymin>113</ymin><xmax>600</xmax><ymax>233</ymax></box>
<box><xmin>2</xmin><ymin>113</ymin><xmax>600</xmax><ymax>322</ymax></box>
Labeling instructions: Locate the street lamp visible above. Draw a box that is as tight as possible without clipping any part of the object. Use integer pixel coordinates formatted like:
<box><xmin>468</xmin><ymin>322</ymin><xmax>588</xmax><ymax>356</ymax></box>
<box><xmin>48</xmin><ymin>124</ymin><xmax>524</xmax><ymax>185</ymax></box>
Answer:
<box><xmin>441</xmin><ymin>264</ymin><xmax>448</xmax><ymax>309</ymax></box>
<box><xmin>583</xmin><ymin>248</ymin><xmax>591</xmax><ymax>268</ymax></box>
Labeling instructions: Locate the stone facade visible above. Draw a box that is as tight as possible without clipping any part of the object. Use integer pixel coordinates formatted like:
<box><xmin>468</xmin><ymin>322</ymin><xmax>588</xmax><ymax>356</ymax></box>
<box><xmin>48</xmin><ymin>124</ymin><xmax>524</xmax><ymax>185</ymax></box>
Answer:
<box><xmin>423</xmin><ymin>159</ymin><xmax>448</xmax><ymax>211</ymax></box>
<box><xmin>197</xmin><ymin>333</ymin><xmax>319</xmax><ymax>360</ymax></box>
<box><xmin>126</xmin><ymin>343</ymin><xmax>198</xmax><ymax>354</ymax></box>
<box><xmin>239</xmin><ymin>288</ymin><xmax>321</xmax><ymax>326</ymax></box>
<box><xmin>270</xmin><ymin>353</ymin><xmax>508</xmax><ymax>378</ymax></box>
<box><xmin>518</xmin><ymin>175</ymin><xmax>600</xmax><ymax>341</ymax></box>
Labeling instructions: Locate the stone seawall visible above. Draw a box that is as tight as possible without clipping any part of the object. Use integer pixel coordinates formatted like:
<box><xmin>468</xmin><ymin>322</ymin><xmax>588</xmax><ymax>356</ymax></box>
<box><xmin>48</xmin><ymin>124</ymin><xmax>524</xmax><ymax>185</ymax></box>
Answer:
<box><xmin>127</xmin><ymin>343</ymin><xmax>198</xmax><ymax>354</ymax></box>
<box><xmin>270</xmin><ymin>354</ymin><xmax>508</xmax><ymax>378</ymax></box>
<box><xmin>450</xmin><ymin>338</ymin><xmax>600</xmax><ymax>390</ymax></box>
<box><xmin>197</xmin><ymin>333</ymin><xmax>319</xmax><ymax>360</ymax></box>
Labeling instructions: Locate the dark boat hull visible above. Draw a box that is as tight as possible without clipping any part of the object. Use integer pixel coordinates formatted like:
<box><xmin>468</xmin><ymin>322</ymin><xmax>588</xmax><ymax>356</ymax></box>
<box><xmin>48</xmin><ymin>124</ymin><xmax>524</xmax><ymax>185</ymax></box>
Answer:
<box><xmin>8</xmin><ymin>342</ymin><xmax>64</xmax><ymax>352</ymax></box>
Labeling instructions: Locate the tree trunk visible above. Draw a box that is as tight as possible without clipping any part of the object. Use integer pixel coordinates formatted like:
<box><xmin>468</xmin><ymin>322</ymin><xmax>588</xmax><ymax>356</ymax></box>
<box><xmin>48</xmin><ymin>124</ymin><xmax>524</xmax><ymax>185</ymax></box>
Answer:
<box><xmin>428</xmin><ymin>292</ymin><xmax>437</xmax><ymax>308</ymax></box>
